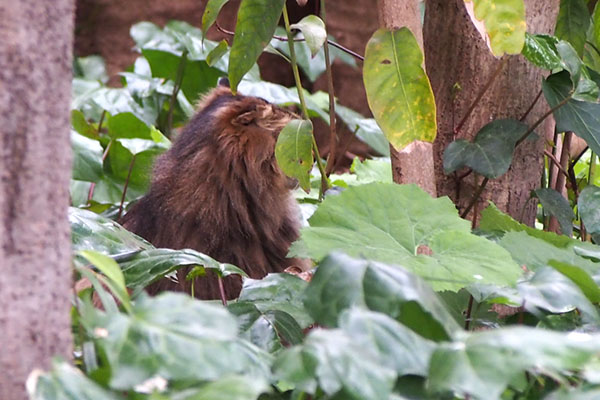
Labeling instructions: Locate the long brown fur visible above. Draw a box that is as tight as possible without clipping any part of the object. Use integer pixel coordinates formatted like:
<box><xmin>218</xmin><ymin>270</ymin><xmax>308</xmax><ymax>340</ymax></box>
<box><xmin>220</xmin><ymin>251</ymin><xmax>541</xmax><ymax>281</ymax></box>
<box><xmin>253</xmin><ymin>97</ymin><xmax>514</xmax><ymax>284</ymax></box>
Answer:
<box><xmin>120</xmin><ymin>84</ymin><xmax>309</xmax><ymax>299</ymax></box>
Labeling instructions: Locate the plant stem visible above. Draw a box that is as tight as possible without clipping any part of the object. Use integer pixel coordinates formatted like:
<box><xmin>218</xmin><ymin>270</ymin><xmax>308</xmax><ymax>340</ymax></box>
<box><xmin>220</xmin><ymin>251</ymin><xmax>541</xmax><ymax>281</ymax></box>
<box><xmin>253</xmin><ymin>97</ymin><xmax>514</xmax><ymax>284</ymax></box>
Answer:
<box><xmin>454</xmin><ymin>57</ymin><xmax>508</xmax><ymax>135</ymax></box>
<box><xmin>544</xmin><ymin>149</ymin><xmax>569</xmax><ymax>179</ymax></box>
<box><xmin>217</xmin><ymin>276</ymin><xmax>227</xmax><ymax>306</ymax></box>
<box><xmin>282</xmin><ymin>4</ymin><xmax>328</xmax><ymax>200</ymax></box>
<box><xmin>520</xmin><ymin>89</ymin><xmax>543</xmax><ymax>122</ymax></box>
<box><xmin>166</xmin><ymin>50</ymin><xmax>188</xmax><ymax>138</ymax></box>
<box><xmin>465</xmin><ymin>295</ymin><xmax>474</xmax><ymax>330</ymax></box>
<box><xmin>548</xmin><ymin>131</ymin><xmax>572</xmax><ymax>233</ymax></box>
<box><xmin>216</xmin><ymin>22</ymin><xmax>365</xmax><ymax>61</ymax></box>
<box><xmin>87</xmin><ymin>138</ymin><xmax>113</xmax><ymax>205</ymax></box>
<box><xmin>460</xmin><ymin>177</ymin><xmax>489</xmax><ymax>219</ymax></box>
<box><xmin>320</xmin><ymin>0</ymin><xmax>338</xmax><ymax>176</ymax></box>
<box><xmin>516</xmin><ymin>95</ymin><xmax>572</xmax><ymax>146</ymax></box>
<box><xmin>117</xmin><ymin>154</ymin><xmax>137</xmax><ymax>220</ymax></box>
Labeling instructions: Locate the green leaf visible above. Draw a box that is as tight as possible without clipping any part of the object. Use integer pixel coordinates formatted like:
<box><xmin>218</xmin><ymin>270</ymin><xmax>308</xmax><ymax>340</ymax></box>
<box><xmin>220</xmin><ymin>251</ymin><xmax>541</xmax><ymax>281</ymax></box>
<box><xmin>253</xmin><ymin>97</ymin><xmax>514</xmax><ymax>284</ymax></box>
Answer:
<box><xmin>82</xmin><ymin>293</ymin><xmax>272</xmax><ymax>390</ymax></box>
<box><xmin>118</xmin><ymin>248</ymin><xmax>245</xmax><ymax>294</ymax></box>
<box><xmin>238</xmin><ymin>273</ymin><xmax>313</xmax><ymax>328</ymax></box>
<box><xmin>443</xmin><ymin>119</ymin><xmax>527</xmax><ymax>178</ymax></box>
<box><xmin>29</xmin><ymin>361</ymin><xmax>124</xmax><ymax>400</ymax></box>
<box><xmin>466</xmin><ymin>0</ymin><xmax>527</xmax><ymax>56</ymax></box>
<box><xmin>543</xmin><ymin>71</ymin><xmax>600</xmax><ymax>157</ymax></box>
<box><xmin>517</xmin><ymin>266</ymin><xmax>600</xmax><ymax>323</ymax></box>
<box><xmin>363</xmin><ymin>28</ymin><xmax>437</xmax><ymax>150</ymax></box>
<box><xmin>275</xmin><ymin>119</ymin><xmax>313</xmax><ymax>192</ymax></box>
<box><xmin>521</xmin><ymin>33</ymin><xmax>562</xmax><ymax>70</ymax></box>
<box><xmin>339</xmin><ymin>309</ymin><xmax>436</xmax><ymax>377</ymax></box>
<box><xmin>291</xmin><ymin>183</ymin><xmax>522</xmax><ymax>291</ymax></box>
<box><xmin>350</xmin><ymin>158</ymin><xmax>392</xmax><ymax>184</ymax></box>
<box><xmin>71</xmin><ymin>110</ymin><xmax>98</xmax><ymax>139</ymax></box>
<box><xmin>428</xmin><ymin>327</ymin><xmax>600</xmax><ymax>400</ymax></box>
<box><xmin>548</xmin><ymin>260</ymin><xmax>600</xmax><ymax>303</ymax></box>
<box><xmin>578</xmin><ymin>185</ymin><xmax>600</xmax><ymax>237</ymax></box>
<box><xmin>202</xmin><ymin>0</ymin><xmax>230</xmax><ymax>36</ymax></box>
<box><xmin>107</xmin><ymin>112</ymin><xmax>152</xmax><ymax>139</ymax></box>
<box><xmin>229</xmin><ymin>302</ymin><xmax>303</xmax><ymax>352</ymax></box>
<box><xmin>228</xmin><ymin>0</ymin><xmax>285</xmax><ymax>93</ymax></box>
<box><xmin>274</xmin><ymin>327</ymin><xmax>396</xmax><ymax>399</ymax></box>
<box><xmin>206</xmin><ymin>39</ymin><xmax>229</xmax><ymax>67</ymax></box>
<box><xmin>556</xmin><ymin>41</ymin><xmax>599</xmax><ymax>102</ymax></box>
<box><xmin>69</xmin><ymin>207</ymin><xmax>152</xmax><ymax>255</ymax></box>
<box><xmin>71</xmin><ymin>131</ymin><xmax>103</xmax><ymax>182</ymax></box>
<box><xmin>535</xmin><ymin>188</ymin><xmax>575</xmax><ymax>236</ymax></box>
<box><xmin>74</xmin><ymin>55</ymin><xmax>109</xmax><ymax>84</ymax></box>
<box><xmin>303</xmin><ymin>253</ymin><xmax>461</xmax><ymax>339</ymax></box>
<box><xmin>290</xmin><ymin>15</ymin><xmax>327</xmax><ymax>57</ymax></box>
<box><xmin>178</xmin><ymin>375</ymin><xmax>270</xmax><ymax>400</ymax></box>
<box><xmin>555</xmin><ymin>0</ymin><xmax>590</xmax><ymax>56</ymax></box>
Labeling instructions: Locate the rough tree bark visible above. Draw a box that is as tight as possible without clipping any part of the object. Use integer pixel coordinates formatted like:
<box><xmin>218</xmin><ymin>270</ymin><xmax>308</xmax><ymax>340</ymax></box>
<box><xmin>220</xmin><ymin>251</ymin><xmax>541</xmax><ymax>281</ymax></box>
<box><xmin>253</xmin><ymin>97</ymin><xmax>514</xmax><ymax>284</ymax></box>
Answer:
<box><xmin>424</xmin><ymin>0</ymin><xmax>559</xmax><ymax>225</ymax></box>
<box><xmin>377</xmin><ymin>0</ymin><xmax>437</xmax><ymax>196</ymax></box>
<box><xmin>0</xmin><ymin>1</ymin><xmax>75</xmax><ymax>398</ymax></box>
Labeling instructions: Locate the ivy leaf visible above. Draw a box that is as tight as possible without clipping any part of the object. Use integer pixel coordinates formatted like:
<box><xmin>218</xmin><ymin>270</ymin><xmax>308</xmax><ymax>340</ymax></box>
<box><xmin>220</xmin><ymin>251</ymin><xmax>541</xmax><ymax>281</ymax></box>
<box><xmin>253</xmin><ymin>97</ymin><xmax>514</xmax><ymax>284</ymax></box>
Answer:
<box><xmin>290</xmin><ymin>183</ymin><xmax>522</xmax><ymax>292</ymax></box>
<box><xmin>555</xmin><ymin>0</ymin><xmax>590</xmax><ymax>56</ymax></box>
<box><xmin>363</xmin><ymin>28</ymin><xmax>437</xmax><ymax>150</ymax></box>
<box><xmin>521</xmin><ymin>33</ymin><xmax>562</xmax><ymax>70</ymax></box>
<box><xmin>228</xmin><ymin>0</ymin><xmax>285</xmax><ymax>93</ymax></box>
<box><xmin>578</xmin><ymin>185</ymin><xmax>600</xmax><ymax>242</ymax></box>
<box><xmin>71</xmin><ymin>131</ymin><xmax>103</xmax><ymax>182</ymax></box>
<box><xmin>464</xmin><ymin>0</ymin><xmax>527</xmax><ymax>56</ymax></box>
<box><xmin>443</xmin><ymin>119</ymin><xmax>527</xmax><ymax>178</ymax></box>
<box><xmin>71</xmin><ymin>110</ymin><xmax>98</xmax><ymax>139</ymax></box>
<box><xmin>202</xmin><ymin>0</ymin><xmax>230</xmax><ymax>36</ymax></box>
<box><xmin>543</xmin><ymin>71</ymin><xmax>600</xmax><ymax>157</ymax></box>
<box><xmin>290</xmin><ymin>15</ymin><xmax>327</xmax><ymax>57</ymax></box>
<box><xmin>275</xmin><ymin>119</ymin><xmax>314</xmax><ymax>192</ymax></box>
<box><xmin>535</xmin><ymin>188</ymin><xmax>575</xmax><ymax>236</ymax></box>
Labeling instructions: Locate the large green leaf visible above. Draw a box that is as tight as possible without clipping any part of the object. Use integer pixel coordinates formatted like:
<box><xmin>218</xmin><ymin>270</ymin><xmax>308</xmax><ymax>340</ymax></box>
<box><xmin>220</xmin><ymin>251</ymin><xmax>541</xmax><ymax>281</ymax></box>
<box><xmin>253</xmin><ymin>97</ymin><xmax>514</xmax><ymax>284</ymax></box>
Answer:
<box><xmin>119</xmin><ymin>248</ymin><xmax>244</xmax><ymax>294</ymax></box>
<box><xmin>443</xmin><ymin>119</ymin><xmax>527</xmax><ymax>178</ymax></box>
<box><xmin>578</xmin><ymin>185</ymin><xmax>600</xmax><ymax>240</ymax></box>
<box><xmin>555</xmin><ymin>0</ymin><xmax>590</xmax><ymax>56</ymax></box>
<box><xmin>521</xmin><ymin>33</ymin><xmax>562</xmax><ymax>70</ymax></box>
<box><xmin>543</xmin><ymin>71</ymin><xmax>600</xmax><ymax>157</ymax></box>
<box><xmin>275</xmin><ymin>119</ymin><xmax>313</xmax><ymax>192</ymax></box>
<box><xmin>175</xmin><ymin>375</ymin><xmax>270</xmax><ymax>400</ymax></box>
<box><xmin>535</xmin><ymin>188</ymin><xmax>575</xmax><ymax>236</ymax></box>
<box><xmin>290</xmin><ymin>183</ymin><xmax>522</xmax><ymax>291</ymax></box>
<box><xmin>29</xmin><ymin>361</ymin><xmax>124</xmax><ymax>400</ymax></box>
<box><xmin>465</xmin><ymin>0</ymin><xmax>526</xmax><ymax>56</ymax></box>
<box><xmin>228</xmin><ymin>0</ymin><xmax>285</xmax><ymax>93</ymax></box>
<box><xmin>363</xmin><ymin>28</ymin><xmax>436</xmax><ymax>150</ymax></box>
<box><xmin>70</xmin><ymin>207</ymin><xmax>152</xmax><ymax>255</ymax></box>
<box><xmin>549</xmin><ymin>260</ymin><xmax>600</xmax><ymax>304</ymax></box>
<box><xmin>273</xmin><ymin>327</ymin><xmax>396</xmax><ymax>400</ymax></box>
<box><xmin>335</xmin><ymin>105</ymin><xmax>389</xmax><ymax>156</ymax></box>
<box><xmin>238</xmin><ymin>273</ymin><xmax>312</xmax><ymax>328</ymax></box>
<box><xmin>303</xmin><ymin>253</ymin><xmax>461</xmax><ymax>339</ymax></box>
<box><xmin>428</xmin><ymin>327</ymin><xmax>600</xmax><ymax>400</ymax></box>
<box><xmin>80</xmin><ymin>292</ymin><xmax>272</xmax><ymax>390</ymax></box>
<box><xmin>71</xmin><ymin>131</ymin><xmax>103</xmax><ymax>182</ymax></box>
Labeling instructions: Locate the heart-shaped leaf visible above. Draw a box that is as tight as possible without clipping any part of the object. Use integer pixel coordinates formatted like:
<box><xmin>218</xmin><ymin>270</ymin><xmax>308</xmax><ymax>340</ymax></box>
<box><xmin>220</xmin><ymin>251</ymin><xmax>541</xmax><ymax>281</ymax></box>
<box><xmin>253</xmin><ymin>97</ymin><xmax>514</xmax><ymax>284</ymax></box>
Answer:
<box><xmin>555</xmin><ymin>0</ymin><xmax>590</xmax><ymax>56</ymax></box>
<box><xmin>535</xmin><ymin>188</ymin><xmax>575</xmax><ymax>236</ymax></box>
<box><xmin>202</xmin><ymin>0</ymin><xmax>230</xmax><ymax>36</ymax></box>
<box><xmin>275</xmin><ymin>119</ymin><xmax>314</xmax><ymax>192</ymax></box>
<box><xmin>578</xmin><ymin>185</ymin><xmax>600</xmax><ymax>240</ymax></box>
<box><xmin>290</xmin><ymin>15</ymin><xmax>327</xmax><ymax>57</ymax></box>
<box><xmin>521</xmin><ymin>33</ymin><xmax>562</xmax><ymax>70</ymax></box>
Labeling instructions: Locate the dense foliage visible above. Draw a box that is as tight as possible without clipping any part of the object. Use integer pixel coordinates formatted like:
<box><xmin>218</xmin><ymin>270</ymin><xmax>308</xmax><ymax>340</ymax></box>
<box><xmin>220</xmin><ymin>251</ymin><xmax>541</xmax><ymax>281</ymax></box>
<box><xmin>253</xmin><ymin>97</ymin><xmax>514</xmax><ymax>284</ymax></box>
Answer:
<box><xmin>29</xmin><ymin>0</ymin><xmax>600</xmax><ymax>399</ymax></box>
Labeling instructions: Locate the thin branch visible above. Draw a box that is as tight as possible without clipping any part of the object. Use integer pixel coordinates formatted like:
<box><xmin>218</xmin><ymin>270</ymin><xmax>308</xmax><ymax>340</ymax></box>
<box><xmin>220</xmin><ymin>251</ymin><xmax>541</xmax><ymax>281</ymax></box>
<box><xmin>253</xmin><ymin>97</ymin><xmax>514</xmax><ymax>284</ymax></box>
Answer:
<box><xmin>166</xmin><ymin>50</ymin><xmax>188</xmax><ymax>137</ymax></box>
<box><xmin>215</xmin><ymin>21</ymin><xmax>365</xmax><ymax>61</ymax></box>
<box><xmin>544</xmin><ymin>149</ymin><xmax>569</xmax><ymax>179</ymax></box>
<box><xmin>454</xmin><ymin>57</ymin><xmax>508</xmax><ymax>135</ymax></box>
<box><xmin>520</xmin><ymin>89</ymin><xmax>543</xmax><ymax>122</ymax></box>
<box><xmin>464</xmin><ymin>295</ymin><xmax>474</xmax><ymax>330</ymax></box>
<box><xmin>117</xmin><ymin>154</ymin><xmax>137</xmax><ymax>220</ymax></box>
<box><xmin>516</xmin><ymin>95</ymin><xmax>572</xmax><ymax>146</ymax></box>
<box><xmin>321</xmin><ymin>0</ymin><xmax>338</xmax><ymax>176</ymax></box>
<box><xmin>282</xmin><ymin>5</ymin><xmax>328</xmax><ymax>200</ymax></box>
<box><xmin>460</xmin><ymin>177</ymin><xmax>489</xmax><ymax>219</ymax></box>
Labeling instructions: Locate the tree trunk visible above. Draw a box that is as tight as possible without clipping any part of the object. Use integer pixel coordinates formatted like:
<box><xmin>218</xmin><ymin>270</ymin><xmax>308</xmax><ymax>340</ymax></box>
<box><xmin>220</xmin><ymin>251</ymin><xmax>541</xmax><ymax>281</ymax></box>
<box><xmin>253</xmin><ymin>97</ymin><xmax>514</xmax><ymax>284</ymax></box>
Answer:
<box><xmin>0</xmin><ymin>1</ymin><xmax>74</xmax><ymax>398</ymax></box>
<box><xmin>377</xmin><ymin>0</ymin><xmax>437</xmax><ymax>196</ymax></box>
<box><xmin>424</xmin><ymin>0</ymin><xmax>559</xmax><ymax>225</ymax></box>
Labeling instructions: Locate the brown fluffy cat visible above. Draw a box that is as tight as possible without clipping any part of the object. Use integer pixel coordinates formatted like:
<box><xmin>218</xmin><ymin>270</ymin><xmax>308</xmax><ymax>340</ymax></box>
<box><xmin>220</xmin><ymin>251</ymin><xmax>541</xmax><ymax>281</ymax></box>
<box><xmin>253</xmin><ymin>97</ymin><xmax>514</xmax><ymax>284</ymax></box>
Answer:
<box><xmin>121</xmin><ymin>82</ymin><xmax>309</xmax><ymax>299</ymax></box>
